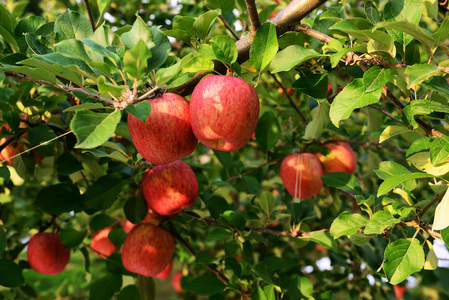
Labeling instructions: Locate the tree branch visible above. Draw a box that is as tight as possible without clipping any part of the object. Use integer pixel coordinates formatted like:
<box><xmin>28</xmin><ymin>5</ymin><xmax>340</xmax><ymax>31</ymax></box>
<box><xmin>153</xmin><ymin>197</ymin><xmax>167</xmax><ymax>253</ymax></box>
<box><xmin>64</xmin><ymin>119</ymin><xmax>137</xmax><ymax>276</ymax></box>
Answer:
<box><xmin>168</xmin><ymin>0</ymin><xmax>327</xmax><ymax>96</ymax></box>
<box><xmin>83</xmin><ymin>0</ymin><xmax>96</xmax><ymax>31</ymax></box>
<box><xmin>218</xmin><ymin>15</ymin><xmax>240</xmax><ymax>40</ymax></box>
<box><xmin>244</xmin><ymin>0</ymin><xmax>261</xmax><ymax>34</ymax></box>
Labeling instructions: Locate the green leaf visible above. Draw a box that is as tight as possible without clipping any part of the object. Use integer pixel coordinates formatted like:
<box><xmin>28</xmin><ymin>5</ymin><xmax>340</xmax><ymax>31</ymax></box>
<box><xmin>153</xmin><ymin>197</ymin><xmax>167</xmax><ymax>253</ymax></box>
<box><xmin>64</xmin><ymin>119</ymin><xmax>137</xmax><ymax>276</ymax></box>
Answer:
<box><xmin>208</xmin><ymin>228</ymin><xmax>232</xmax><ymax>240</ymax></box>
<box><xmin>441</xmin><ymin>227</ymin><xmax>449</xmax><ymax>248</ymax></box>
<box><xmin>71</xmin><ymin>110</ymin><xmax>121</xmax><ymax>149</ymax></box>
<box><xmin>35</xmin><ymin>183</ymin><xmax>83</xmax><ymax>214</ymax></box>
<box><xmin>205</xmin><ymin>0</ymin><xmax>235</xmax><ymax>14</ymax></box>
<box><xmin>64</xmin><ymin>103</ymin><xmax>106</xmax><ymax>112</ymax></box>
<box><xmin>434</xmin><ymin>17</ymin><xmax>449</xmax><ymax>42</ymax></box>
<box><xmin>379</xmin><ymin>125</ymin><xmax>411</xmax><ymax>143</ymax></box>
<box><xmin>383</xmin><ymin>0</ymin><xmax>423</xmax><ymax>45</ymax></box>
<box><xmin>0</xmin><ymin>259</ymin><xmax>24</xmax><ymax>287</ymax></box>
<box><xmin>375</xmin><ymin>161</ymin><xmax>417</xmax><ymax>191</ymax></box>
<box><xmin>270</xmin><ymin>45</ymin><xmax>320</xmax><ymax>73</ymax></box>
<box><xmin>377</xmin><ymin>172</ymin><xmax>434</xmax><ymax>196</ymax></box>
<box><xmin>56</xmin><ymin>153</ymin><xmax>84</xmax><ymax>176</ymax></box>
<box><xmin>211</xmin><ymin>35</ymin><xmax>238</xmax><ymax>65</ymax></box>
<box><xmin>25</xmin><ymin>33</ymin><xmax>51</xmax><ymax>55</ymax></box>
<box><xmin>405</xmin><ymin>64</ymin><xmax>442</xmax><ymax>89</ymax></box>
<box><xmin>303</xmin><ymin>101</ymin><xmax>330</xmax><ymax>140</ymax></box>
<box><xmin>123</xmin><ymin>197</ymin><xmax>147</xmax><ymax>224</ymax></box>
<box><xmin>433</xmin><ymin>187</ymin><xmax>449</xmax><ymax>230</ymax></box>
<box><xmin>383</xmin><ymin>238</ymin><xmax>425</xmax><ymax>285</ymax></box>
<box><xmin>430</xmin><ymin>137</ymin><xmax>449</xmax><ymax>165</ymax></box>
<box><xmin>89</xmin><ymin>213</ymin><xmax>117</xmax><ymax>231</ymax></box>
<box><xmin>221</xmin><ymin>210</ymin><xmax>246</xmax><ymax>231</ymax></box>
<box><xmin>365</xmin><ymin>1</ymin><xmax>381</xmax><ymax>24</ymax></box>
<box><xmin>193</xmin><ymin>10</ymin><xmax>220</xmax><ymax>40</ymax></box>
<box><xmin>183</xmin><ymin>274</ymin><xmax>226</xmax><ymax>295</ymax></box>
<box><xmin>89</xmin><ymin>274</ymin><xmax>123</xmax><ymax>300</ymax></box>
<box><xmin>250</xmin><ymin>23</ymin><xmax>279</xmax><ymax>71</ymax></box>
<box><xmin>364</xmin><ymin>211</ymin><xmax>401</xmax><ymax>234</ymax></box>
<box><xmin>124</xmin><ymin>39</ymin><xmax>152</xmax><ymax>79</ymax></box>
<box><xmin>118</xmin><ymin>285</ymin><xmax>140</xmax><ymax>300</ymax></box>
<box><xmin>403</xmin><ymin>100</ymin><xmax>449</xmax><ymax>129</ymax></box>
<box><xmin>321</xmin><ymin>172</ymin><xmax>362</xmax><ymax>195</ymax></box>
<box><xmin>0</xmin><ymin>226</ymin><xmax>5</xmax><ymax>256</ymax></box>
<box><xmin>292</xmin><ymin>73</ymin><xmax>328</xmax><ymax>99</ymax></box>
<box><xmin>83</xmin><ymin>173</ymin><xmax>131</xmax><ymax>211</ymax></box>
<box><xmin>182</xmin><ymin>54</ymin><xmax>214</xmax><ymax>73</ymax></box>
<box><xmin>97</xmin><ymin>0</ymin><xmax>111</xmax><ymax>17</ymax></box>
<box><xmin>329</xmin><ymin>78</ymin><xmax>383</xmax><ymax>127</ymax></box>
<box><xmin>28</xmin><ymin>124</ymin><xmax>57</xmax><ymax>156</ymax></box>
<box><xmin>421</xmin><ymin>76</ymin><xmax>449</xmax><ymax>95</ymax></box>
<box><xmin>363</xmin><ymin>66</ymin><xmax>391</xmax><ymax>93</ymax></box>
<box><xmin>0</xmin><ymin>4</ymin><xmax>17</xmax><ymax>31</ymax></box>
<box><xmin>0</xmin><ymin>24</ymin><xmax>20</xmax><ymax>53</ymax></box>
<box><xmin>309</xmin><ymin>231</ymin><xmax>338</xmax><ymax>251</ymax></box>
<box><xmin>120</xmin><ymin>16</ymin><xmax>154</xmax><ymax>50</ymax></box>
<box><xmin>60</xmin><ymin>228</ymin><xmax>87</xmax><ymax>248</ymax></box>
<box><xmin>376</xmin><ymin>21</ymin><xmax>438</xmax><ymax>50</ymax></box>
<box><xmin>125</xmin><ymin>100</ymin><xmax>151</xmax><ymax>123</ymax></box>
<box><xmin>255</xmin><ymin>111</ymin><xmax>280</xmax><ymax>150</ymax></box>
<box><xmin>0</xmin><ymin>166</ymin><xmax>9</xmax><ymax>183</ymax></box>
<box><xmin>55</xmin><ymin>9</ymin><xmax>93</xmax><ymax>41</ymax></box>
<box><xmin>259</xmin><ymin>191</ymin><xmax>275</xmax><ymax>214</ymax></box>
<box><xmin>148</xmin><ymin>26</ymin><xmax>171</xmax><ymax>70</ymax></box>
<box><xmin>330</xmin><ymin>211</ymin><xmax>368</xmax><ymax>238</ymax></box>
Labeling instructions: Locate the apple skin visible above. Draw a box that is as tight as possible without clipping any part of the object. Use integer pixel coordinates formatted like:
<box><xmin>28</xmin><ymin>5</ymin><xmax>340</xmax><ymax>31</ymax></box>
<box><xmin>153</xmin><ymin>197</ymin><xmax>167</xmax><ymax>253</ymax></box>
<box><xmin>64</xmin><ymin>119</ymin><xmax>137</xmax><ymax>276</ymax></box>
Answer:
<box><xmin>27</xmin><ymin>233</ymin><xmax>71</xmax><ymax>275</ymax></box>
<box><xmin>190</xmin><ymin>75</ymin><xmax>260</xmax><ymax>152</ymax></box>
<box><xmin>127</xmin><ymin>93</ymin><xmax>198</xmax><ymax>165</ymax></box>
<box><xmin>155</xmin><ymin>261</ymin><xmax>172</xmax><ymax>279</ymax></box>
<box><xmin>142</xmin><ymin>160</ymin><xmax>198</xmax><ymax>216</ymax></box>
<box><xmin>122</xmin><ymin>223</ymin><xmax>175</xmax><ymax>277</ymax></box>
<box><xmin>0</xmin><ymin>125</ymin><xmax>43</xmax><ymax>164</ymax></box>
<box><xmin>171</xmin><ymin>270</ymin><xmax>183</xmax><ymax>293</ymax></box>
<box><xmin>280</xmin><ymin>153</ymin><xmax>324</xmax><ymax>199</ymax></box>
<box><xmin>315</xmin><ymin>141</ymin><xmax>356</xmax><ymax>174</ymax></box>
<box><xmin>91</xmin><ymin>227</ymin><xmax>120</xmax><ymax>258</ymax></box>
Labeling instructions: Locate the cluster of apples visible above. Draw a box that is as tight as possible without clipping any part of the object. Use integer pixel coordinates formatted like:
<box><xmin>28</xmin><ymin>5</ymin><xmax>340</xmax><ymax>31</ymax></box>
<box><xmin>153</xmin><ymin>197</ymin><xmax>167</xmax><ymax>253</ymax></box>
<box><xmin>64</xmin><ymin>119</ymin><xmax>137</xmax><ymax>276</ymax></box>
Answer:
<box><xmin>121</xmin><ymin>75</ymin><xmax>260</xmax><ymax>279</ymax></box>
<box><xmin>280</xmin><ymin>141</ymin><xmax>356</xmax><ymax>199</ymax></box>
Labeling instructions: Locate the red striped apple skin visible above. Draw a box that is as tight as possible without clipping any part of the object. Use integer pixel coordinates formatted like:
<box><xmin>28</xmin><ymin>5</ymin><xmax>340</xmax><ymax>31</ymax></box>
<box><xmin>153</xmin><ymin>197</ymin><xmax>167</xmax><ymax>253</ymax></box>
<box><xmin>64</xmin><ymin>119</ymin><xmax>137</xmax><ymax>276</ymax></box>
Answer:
<box><xmin>190</xmin><ymin>75</ymin><xmax>260</xmax><ymax>152</ymax></box>
<box><xmin>142</xmin><ymin>160</ymin><xmax>198</xmax><ymax>216</ymax></box>
<box><xmin>280</xmin><ymin>153</ymin><xmax>324</xmax><ymax>200</ymax></box>
<box><xmin>91</xmin><ymin>227</ymin><xmax>120</xmax><ymax>258</ymax></box>
<box><xmin>315</xmin><ymin>141</ymin><xmax>356</xmax><ymax>174</ymax></box>
<box><xmin>121</xmin><ymin>223</ymin><xmax>175</xmax><ymax>277</ymax></box>
<box><xmin>27</xmin><ymin>233</ymin><xmax>71</xmax><ymax>275</ymax></box>
<box><xmin>128</xmin><ymin>93</ymin><xmax>198</xmax><ymax>165</ymax></box>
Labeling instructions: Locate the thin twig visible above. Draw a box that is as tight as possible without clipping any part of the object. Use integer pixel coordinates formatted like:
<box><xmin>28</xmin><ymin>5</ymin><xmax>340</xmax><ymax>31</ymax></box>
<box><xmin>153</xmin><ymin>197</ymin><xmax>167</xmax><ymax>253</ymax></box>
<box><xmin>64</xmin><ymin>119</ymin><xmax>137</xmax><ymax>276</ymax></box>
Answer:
<box><xmin>368</xmin><ymin>104</ymin><xmax>407</xmax><ymax>127</ymax></box>
<box><xmin>271</xmin><ymin>73</ymin><xmax>307</xmax><ymax>123</ymax></box>
<box><xmin>168</xmin><ymin>222</ymin><xmax>230</xmax><ymax>284</ymax></box>
<box><xmin>218</xmin><ymin>15</ymin><xmax>240</xmax><ymax>40</ymax></box>
<box><xmin>183</xmin><ymin>211</ymin><xmax>329</xmax><ymax>238</ymax></box>
<box><xmin>244</xmin><ymin>0</ymin><xmax>261</xmax><ymax>34</ymax></box>
<box><xmin>293</xmin><ymin>25</ymin><xmax>447</xmax><ymax>138</ymax></box>
<box><xmin>5</xmin><ymin>71</ymin><xmax>116</xmax><ymax>106</ymax></box>
<box><xmin>83</xmin><ymin>0</ymin><xmax>96</xmax><ymax>31</ymax></box>
<box><xmin>419</xmin><ymin>194</ymin><xmax>445</xmax><ymax>219</ymax></box>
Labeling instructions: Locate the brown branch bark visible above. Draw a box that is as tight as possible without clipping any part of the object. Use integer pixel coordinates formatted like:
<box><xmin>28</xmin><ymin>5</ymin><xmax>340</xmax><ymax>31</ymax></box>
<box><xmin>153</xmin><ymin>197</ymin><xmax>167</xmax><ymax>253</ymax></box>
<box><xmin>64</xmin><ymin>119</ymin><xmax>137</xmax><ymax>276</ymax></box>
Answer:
<box><xmin>83</xmin><ymin>0</ymin><xmax>96</xmax><ymax>31</ymax></box>
<box><xmin>168</xmin><ymin>0</ymin><xmax>327</xmax><ymax>96</ymax></box>
<box><xmin>244</xmin><ymin>0</ymin><xmax>261</xmax><ymax>34</ymax></box>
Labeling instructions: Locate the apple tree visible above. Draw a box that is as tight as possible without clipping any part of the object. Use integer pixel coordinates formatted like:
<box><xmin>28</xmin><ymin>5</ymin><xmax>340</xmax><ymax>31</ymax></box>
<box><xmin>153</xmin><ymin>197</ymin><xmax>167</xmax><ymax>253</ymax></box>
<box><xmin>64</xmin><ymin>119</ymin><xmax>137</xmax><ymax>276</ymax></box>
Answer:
<box><xmin>1</xmin><ymin>0</ymin><xmax>449</xmax><ymax>298</ymax></box>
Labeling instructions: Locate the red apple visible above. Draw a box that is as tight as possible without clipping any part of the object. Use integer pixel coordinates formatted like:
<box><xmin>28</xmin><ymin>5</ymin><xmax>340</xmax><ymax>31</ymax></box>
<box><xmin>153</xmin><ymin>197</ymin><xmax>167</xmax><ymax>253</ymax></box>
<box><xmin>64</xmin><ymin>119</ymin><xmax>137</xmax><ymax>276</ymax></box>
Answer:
<box><xmin>127</xmin><ymin>93</ymin><xmax>198</xmax><ymax>165</ymax></box>
<box><xmin>393</xmin><ymin>284</ymin><xmax>407</xmax><ymax>299</ymax></box>
<box><xmin>122</xmin><ymin>223</ymin><xmax>175</xmax><ymax>277</ymax></box>
<box><xmin>171</xmin><ymin>270</ymin><xmax>183</xmax><ymax>293</ymax></box>
<box><xmin>122</xmin><ymin>220</ymin><xmax>135</xmax><ymax>233</ymax></box>
<box><xmin>280</xmin><ymin>153</ymin><xmax>323</xmax><ymax>199</ymax></box>
<box><xmin>190</xmin><ymin>75</ymin><xmax>260</xmax><ymax>151</ymax></box>
<box><xmin>0</xmin><ymin>125</ymin><xmax>43</xmax><ymax>164</ymax></box>
<box><xmin>142</xmin><ymin>160</ymin><xmax>198</xmax><ymax>216</ymax></box>
<box><xmin>315</xmin><ymin>141</ymin><xmax>356</xmax><ymax>174</ymax></box>
<box><xmin>91</xmin><ymin>227</ymin><xmax>120</xmax><ymax>258</ymax></box>
<box><xmin>27</xmin><ymin>232</ymin><xmax>71</xmax><ymax>275</ymax></box>
<box><xmin>155</xmin><ymin>261</ymin><xmax>172</xmax><ymax>279</ymax></box>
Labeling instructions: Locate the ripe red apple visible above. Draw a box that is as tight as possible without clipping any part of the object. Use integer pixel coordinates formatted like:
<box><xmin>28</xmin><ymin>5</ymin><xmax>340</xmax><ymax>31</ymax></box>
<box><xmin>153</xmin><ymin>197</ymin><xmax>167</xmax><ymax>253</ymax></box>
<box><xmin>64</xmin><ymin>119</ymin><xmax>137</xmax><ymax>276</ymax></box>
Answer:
<box><xmin>91</xmin><ymin>227</ymin><xmax>120</xmax><ymax>258</ymax></box>
<box><xmin>278</xmin><ymin>87</ymin><xmax>294</xmax><ymax>96</ymax></box>
<box><xmin>122</xmin><ymin>223</ymin><xmax>175</xmax><ymax>277</ymax></box>
<box><xmin>315</xmin><ymin>141</ymin><xmax>356</xmax><ymax>174</ymax></box>
<box><xmin>27</xmin><ymin>232</ymin><xmax>71</xmax><ymax>275</ymax></box>
<box><xmin>190</xmin><ymin>75</ymin><xmax>260</xmax><ymax>151</ymax></box>
<box><xmin>171</xmin><ymin>270</ymin><xmax>183</xmax><ymax>293</ymax></box>
<box><xmin>127</xmin><ymin>93</ymin><xmax>198</xmax><ymax>165</ymax></box>
<box><xmin>280</xmin><ymin>153</ymin><xmax>323</xmax><ymax>199</ymax></box>
<box><xmin>142</xmin><ymin>160</ymin><xmax>198</xmax><ymax>216</ymax></box>
<box><xmin>155</xmin><ymin>261</ymin><xmax>172</xmax><ymax>279</ymax></box>
<box><xmin>393</xmin><ymin>284</ymin><xmax>407</xmax><ymax>299</ymax></box>
<box><xmin>121</xmin><ymin>220</ymin><xmax>135</xmax><ymax>233</ymax></box>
